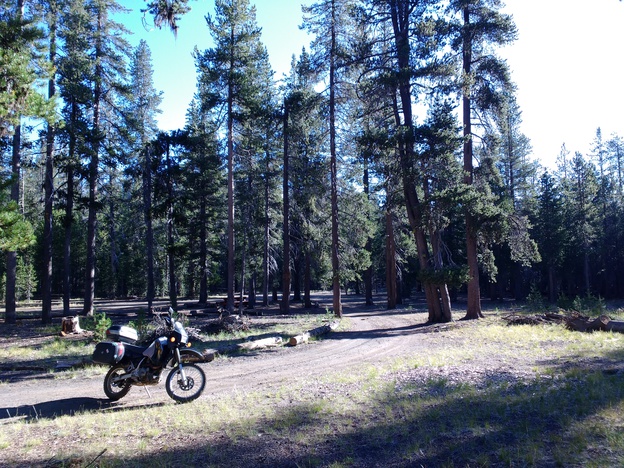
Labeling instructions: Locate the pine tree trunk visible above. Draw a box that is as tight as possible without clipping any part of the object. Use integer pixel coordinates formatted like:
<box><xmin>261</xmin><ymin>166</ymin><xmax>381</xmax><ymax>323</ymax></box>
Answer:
<box><xmin>239</xmin><ymin>236</ymin><xmax>246</xmax><ymax>314</ymax></box>
<box><xmin>187</xmin><ymin>234</ymin><xmax>195</xmax><ymax>299</ymax></box>
<box><xmin>385</xmin><ymin>208</ymin><xmax>397</xmax><ymax>310</ymax></box>
<box><xmin>84</xmin><ymin>9</ymin><xmax>104</xmax><ymax>316</ymax></box>
<box><xmin>363</xmin><ymin>161</ymin><xmax>374</xmax><ymax>305</ymax></box>
<box><xmin>143</xmin><ymin>144</ymin><xmax>155</xmax><ymax>313</ymax></box>
<box><xmin>462</xmin><ymin>6</ymin><xmax>483</xmax><ymax>320</ymax></box>
<box><xmin>248</xmin><ymin>273</ymin><xmax>256</xmax><ymax>309</ymax></box>
<box><xmin>329</xmin><ymin>0</ymin><xmax>342</xmax><ymax>318</ymax></box>
<box><xmin>281</xmin><ymin>102</ymin><xmax>290</xmax><ymax>313</ymax></box>
<box><xmin>548</xmin><ymin>264</ymin><xmax>557</xmax><ymax>303</ymax></box>
<box><xmin>63</xmin><ymin>159</ymin><xmax>74</xmax><ymax>315</ymax></box>
<box><xmin>42</xmin><ymin>7</ymin><xmax>57</xmax><ymax>324</ymax></box>
<box><xmin>226</xmin><ymin>71</ymin><xmax>235</xmax><ymax>314</ymax></box>
<box><xmin>304</xmin><ymin>250</ymin><xmax>312</xmax><ymax>308</ymax></box>
<box><xmin>431</xmin><ymin>231</ymin><xmax>452</xmax><ymax>322</ymax></box>
<box><xmin>262</xmin><ymin>165</ymin><xmax>270</xmax><ymax>306</ymax></box>
<box><xmin>199</xmin><ymin>194</ymin><xmax>208</xmax><ymax>304</ymax></box>
<box><xmin>108</xmin><ymin>173</ymin><xmax>119</xmax><ymax>299</ymax></box>
<box><xmin>166</xmin><ymin>140</ymin><xmax>177</xmax><ymax>310</ymax></box>
<box><xmin>5</xmin><ymin>124</ymin><xmax>21</xmax><ymax>324</ymax></box>
<box><xmin>389</xmin><ymin>1</ymin><xmax>449</xmax><ymax>322</ymax></box>
<box><xmin>293</xmin><ymin>253</ymin><xmax>302</xmax><ymax>302</ymax></box>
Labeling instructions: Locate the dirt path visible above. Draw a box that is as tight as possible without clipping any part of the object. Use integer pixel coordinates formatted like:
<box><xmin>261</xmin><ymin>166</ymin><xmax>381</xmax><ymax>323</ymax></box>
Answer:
<box><xmin>1</xmin><ymin>295</ymin><xmax>449</xmax><ymax>419</ymax></box>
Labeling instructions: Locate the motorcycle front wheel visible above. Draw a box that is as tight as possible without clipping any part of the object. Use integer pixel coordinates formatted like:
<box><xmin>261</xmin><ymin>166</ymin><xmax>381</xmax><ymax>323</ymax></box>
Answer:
<box><xmin>165</xmin><ymin>363</ymin><xmax>206</xmax><ymax>403</ymax></box>
<box><xmin>103</xmin><ymin>364</ymin><xmax>132</xmax><ymax>401</ymax></box>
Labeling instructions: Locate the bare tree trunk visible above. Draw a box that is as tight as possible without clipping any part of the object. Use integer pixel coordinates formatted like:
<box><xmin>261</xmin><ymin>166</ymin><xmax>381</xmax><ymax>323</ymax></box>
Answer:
<box><xmin>281</xmin><ymin>102</ymin><xmax>291</xmax><ymax>313</ymax></box>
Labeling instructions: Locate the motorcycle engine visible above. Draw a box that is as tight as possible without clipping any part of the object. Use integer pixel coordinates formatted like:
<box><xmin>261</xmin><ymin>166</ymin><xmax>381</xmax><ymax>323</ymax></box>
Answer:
<box><xmin>132</xmin><ymin>366</ymin><xmax>162</xmax><ymax>385</ymax></box>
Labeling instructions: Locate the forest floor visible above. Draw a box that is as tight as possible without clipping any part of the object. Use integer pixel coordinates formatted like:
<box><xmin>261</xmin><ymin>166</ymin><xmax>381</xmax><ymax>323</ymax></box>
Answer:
<box><xmin>0</xmin><ymin>292</ymin><xmax>532</xmax><ymax>405</ymax></box>
<box><xmin>1</xmin><ymin>293</ymin><xmax>624</xmax><ymax>467</ymax></box>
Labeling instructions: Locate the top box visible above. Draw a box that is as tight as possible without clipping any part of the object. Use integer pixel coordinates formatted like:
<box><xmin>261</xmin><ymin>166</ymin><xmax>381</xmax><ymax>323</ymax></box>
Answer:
<box><xmin>106</xmin><ymin>325</ymin><xmax>138</xmax><ymax>344</ymax></box>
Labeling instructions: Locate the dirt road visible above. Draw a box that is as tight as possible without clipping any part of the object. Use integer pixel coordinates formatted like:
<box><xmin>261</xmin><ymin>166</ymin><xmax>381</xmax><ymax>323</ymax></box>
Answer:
<box><xmin>1</xmin><ymin>295</ymin><xmax>446</xmax><ymax>419</ymax></box>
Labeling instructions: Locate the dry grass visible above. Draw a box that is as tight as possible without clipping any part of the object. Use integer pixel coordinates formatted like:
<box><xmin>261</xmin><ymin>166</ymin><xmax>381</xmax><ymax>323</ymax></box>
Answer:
<box><xmin>1</xmin><ymin>307</ymin><xmax>624</xmax><ymax>467</ymax></box>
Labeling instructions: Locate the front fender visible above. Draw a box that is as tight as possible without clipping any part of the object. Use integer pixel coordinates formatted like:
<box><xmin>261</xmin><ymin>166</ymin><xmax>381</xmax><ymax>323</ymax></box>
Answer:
<box><xmin>166</xmin><ymin>347</ymin><xmax>210</xmax><ymax>367</ymax></box>
<box><xmin>179</xmin><ymin>348</ymin><xmax>204</xmax><ymax>362</ymax></box>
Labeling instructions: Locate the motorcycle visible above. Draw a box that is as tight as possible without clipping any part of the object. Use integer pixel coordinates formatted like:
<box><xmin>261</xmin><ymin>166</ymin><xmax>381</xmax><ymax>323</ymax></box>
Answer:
<box><xmin>92</xmin><ymin>307</ymin><xmax>206</xmax><ymax>403</ymax></box>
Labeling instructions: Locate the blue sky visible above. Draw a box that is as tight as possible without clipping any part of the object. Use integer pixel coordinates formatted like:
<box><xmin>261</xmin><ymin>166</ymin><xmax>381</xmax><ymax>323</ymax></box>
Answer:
<box><xmin>118</xmin><ymin>0</ymin><xmax>624</xmax><ymax>169</ymax></box>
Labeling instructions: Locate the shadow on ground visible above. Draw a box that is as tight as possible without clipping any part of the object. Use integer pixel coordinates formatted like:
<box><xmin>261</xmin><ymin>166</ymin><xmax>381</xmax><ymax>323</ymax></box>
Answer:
<box><xmin>0</xmin><ymin>397</ymin><xmax>167</xmax><ymax>421</ymax></box>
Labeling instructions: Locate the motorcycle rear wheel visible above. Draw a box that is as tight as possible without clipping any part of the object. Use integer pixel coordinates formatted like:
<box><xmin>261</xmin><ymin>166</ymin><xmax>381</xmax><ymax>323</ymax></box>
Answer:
<box><xmin>103</xmin><ymin>364</ymin><xmax>132</xmax><ymax>401</ymax></box>
<box><xmin>165</xmin><ymin>363</ymin><xmax>206</xmax><ymax>403</ymax></box>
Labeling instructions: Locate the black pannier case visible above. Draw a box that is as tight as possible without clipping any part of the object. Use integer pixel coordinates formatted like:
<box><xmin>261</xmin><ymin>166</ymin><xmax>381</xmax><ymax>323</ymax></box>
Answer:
<box><xmin>106</xmin><ymin>325</ymin><xmax>138</xmax><ymax>344</ymax></box>
<box><xmin>92</xmin><ymin>341</ymin><xmax>125</xmax><ymax>364</ymax></box>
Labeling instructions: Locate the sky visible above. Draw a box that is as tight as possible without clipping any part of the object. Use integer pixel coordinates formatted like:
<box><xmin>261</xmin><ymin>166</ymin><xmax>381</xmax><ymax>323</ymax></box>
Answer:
<box><xmin>117</xmin><ymin>0</ymin><xmax>624</xmax><ymax>170</ymax></box>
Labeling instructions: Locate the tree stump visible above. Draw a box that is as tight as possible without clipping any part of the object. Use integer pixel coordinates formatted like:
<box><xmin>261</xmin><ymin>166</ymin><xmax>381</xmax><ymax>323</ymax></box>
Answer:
<box><xmin>60</xmin><ymin>316</ymin><xmax>83</xmax><ymax>335</ymax></box>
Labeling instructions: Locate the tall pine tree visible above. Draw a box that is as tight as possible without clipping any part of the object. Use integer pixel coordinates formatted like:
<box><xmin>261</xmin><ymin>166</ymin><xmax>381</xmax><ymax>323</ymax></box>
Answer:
<box><xmin>196</xmin><ymin>0</ymin><xmax>269</xmax><ymax>313</ymax></box>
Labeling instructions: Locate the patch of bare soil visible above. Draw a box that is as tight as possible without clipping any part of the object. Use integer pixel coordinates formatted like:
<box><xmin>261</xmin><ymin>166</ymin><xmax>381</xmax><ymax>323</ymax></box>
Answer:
<box><xmin>1</xmin><ymin>292</ymin><xmax>569</xmax><ymax>468</ymax></box>
<box><xmin>0</xmin><ymin>293</ymin><xmax>532</xmax><ymax>412</ymax></box>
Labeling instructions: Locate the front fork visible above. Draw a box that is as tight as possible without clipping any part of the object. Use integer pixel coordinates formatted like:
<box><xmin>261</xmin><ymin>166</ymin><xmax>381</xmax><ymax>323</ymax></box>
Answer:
<box><xmin>174</xmin><ymin>348</ymin><xmax>188</xmax><ymax>384</ymax></box>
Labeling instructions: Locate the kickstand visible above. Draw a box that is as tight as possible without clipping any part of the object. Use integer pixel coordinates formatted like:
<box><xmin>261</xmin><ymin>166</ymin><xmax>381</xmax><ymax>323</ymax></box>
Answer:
<box><xmin>142</xmin><ymin>386</ymin><xmax>152</xmax><ymax>398</ymax></box>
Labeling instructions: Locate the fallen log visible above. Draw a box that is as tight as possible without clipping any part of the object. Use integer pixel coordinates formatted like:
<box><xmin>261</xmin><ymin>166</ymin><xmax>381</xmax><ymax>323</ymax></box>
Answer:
<box><xmin>565</xmin><ymin>314</ymin><xmax>624</xmax><ymax>333</ymax></box>
<box><xmin>289</xmin><ymin>320</ymin><xmax>341</xmax><ymax>346</ymax></box>
<box><xmin>237</xmin><ymin>336</ymin><xmax>283</xmax><ymax>351</ymax></box>
<box><xmin>289</xmin><ymin>332</ymin><xmax>310</xmax><ymax>347</ymax></box>
<box><xmin>605</xmin><ymin>321</ymin><xmax>624</xmax><ymax>333</ymax></box>
<box><xmin>565</xmin><ymin>314</ymin><xmax>609</xmax><ymax>332</ymax></box>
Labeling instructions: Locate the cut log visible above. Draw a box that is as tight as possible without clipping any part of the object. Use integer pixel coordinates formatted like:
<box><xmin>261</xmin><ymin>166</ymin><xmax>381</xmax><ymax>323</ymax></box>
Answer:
<box><xmin>60</xmin><ymin>316</ymin><xmax>83</xmax><ymax>335</ymax></box>
<box><xmin>605</xmin><ymin>320</ymin><xmax>624</xmax><ymax>333</ymax></box>
<box><xmin>237</xmin><ymin>336</ymin><xmax>283</xmax><ymax>351</ymax></box>
<box><xmin>289</xmin><ymin>332</ymin><xmax>310</xmax><ymax>346</ymax></box>
<box><xmin>310</xmin><ymin>320</ymin><xmax>341</xmax><ymax>336</ymax></box>
<box><xmin>289</xmin><ymin>320</ymin><xmax>341</xmax><ymax>346</ymax></box>
<box><xmin>566</xmin><ymin>314</ymin><xmax>611</xmax><ymax>332</ymax></box>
